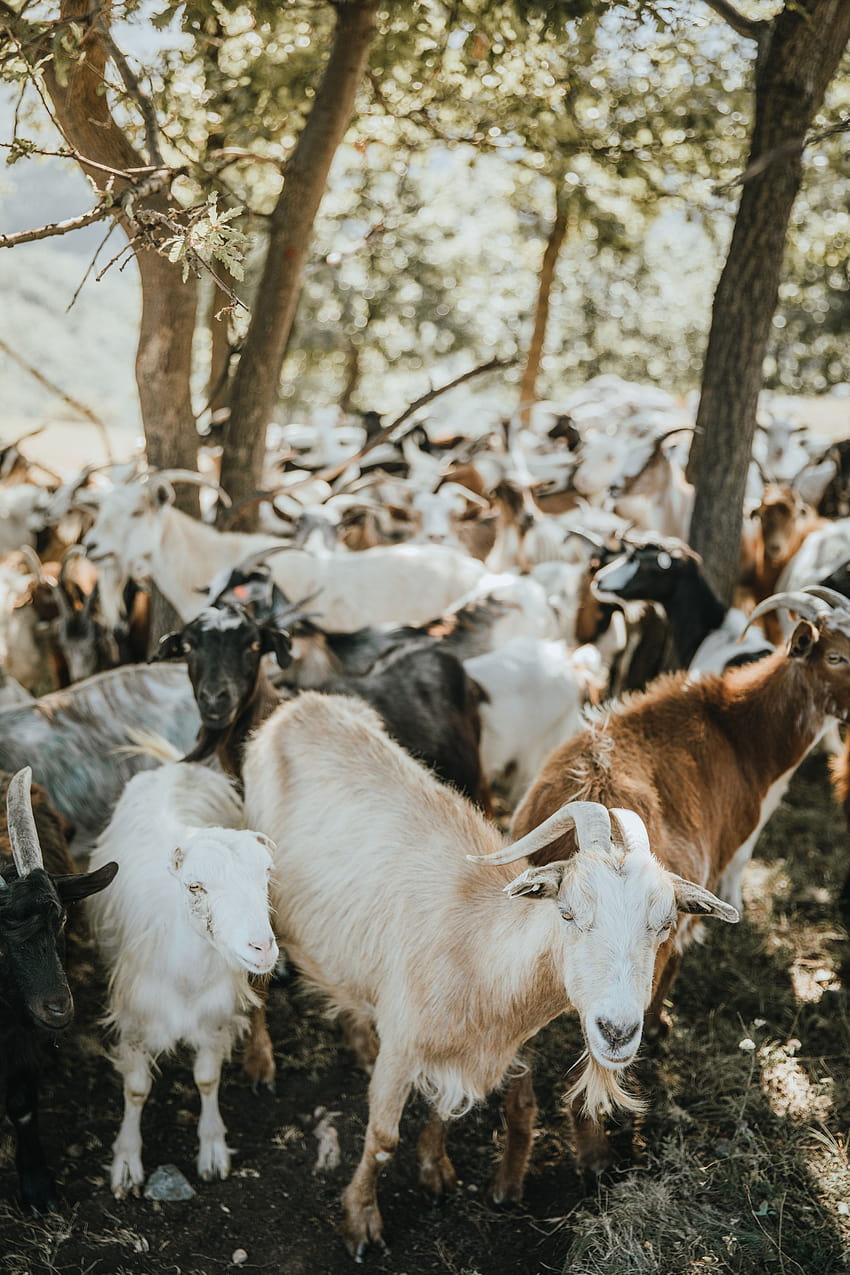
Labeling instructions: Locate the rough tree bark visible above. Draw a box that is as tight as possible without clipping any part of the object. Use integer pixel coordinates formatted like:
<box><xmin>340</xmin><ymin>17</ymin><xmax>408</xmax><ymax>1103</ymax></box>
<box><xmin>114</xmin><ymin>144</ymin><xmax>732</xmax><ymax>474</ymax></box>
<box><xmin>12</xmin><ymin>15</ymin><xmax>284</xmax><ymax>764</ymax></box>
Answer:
<box><xmin>686</xmin><ymin>0</ymin><xmax>850</xmax><ymax>603</ymax></box>
<box><xmin>218</xmin><ymin>0</ymin><xmax>380</xmax><ymax>513</ymax></box>
<box><xmin>517</xmin><ymin>182</ymin><xmax>570</xmax><ymax>426</ymax></box>
<box><xmin>36</xmin><ymin>0</ymin><xmax>201</xmax><ymax>500</ymax></box>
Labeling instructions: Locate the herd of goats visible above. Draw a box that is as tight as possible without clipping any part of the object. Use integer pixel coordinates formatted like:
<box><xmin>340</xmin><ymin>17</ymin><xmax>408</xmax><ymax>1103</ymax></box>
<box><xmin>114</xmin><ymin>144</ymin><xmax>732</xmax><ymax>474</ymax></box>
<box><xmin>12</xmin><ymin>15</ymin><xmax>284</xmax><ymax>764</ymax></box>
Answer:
<box><xmin>4</xmin><ymin>374</ymin><xmax>850</xmax><ymax>1259</ymax></box>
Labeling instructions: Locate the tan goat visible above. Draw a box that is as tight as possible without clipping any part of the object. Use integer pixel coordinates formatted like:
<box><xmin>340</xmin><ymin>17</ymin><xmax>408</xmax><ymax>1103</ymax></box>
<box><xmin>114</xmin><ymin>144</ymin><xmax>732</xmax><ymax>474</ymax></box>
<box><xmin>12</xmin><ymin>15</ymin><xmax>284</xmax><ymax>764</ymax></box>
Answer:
<box><xmin>242</xmin><ymin>692</ymin><xmax>735</xmax><ymax>1259</ymax></box>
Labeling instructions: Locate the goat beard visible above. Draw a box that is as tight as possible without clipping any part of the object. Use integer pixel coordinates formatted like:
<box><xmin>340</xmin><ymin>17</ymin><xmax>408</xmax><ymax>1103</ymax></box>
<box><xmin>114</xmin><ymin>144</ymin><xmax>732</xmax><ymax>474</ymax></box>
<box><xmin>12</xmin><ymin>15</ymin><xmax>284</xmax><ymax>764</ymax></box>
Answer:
<box><xmin>566</xmin><ymin>1049</ymin><xmax>645</xmax><ymax>1121</ymax></box>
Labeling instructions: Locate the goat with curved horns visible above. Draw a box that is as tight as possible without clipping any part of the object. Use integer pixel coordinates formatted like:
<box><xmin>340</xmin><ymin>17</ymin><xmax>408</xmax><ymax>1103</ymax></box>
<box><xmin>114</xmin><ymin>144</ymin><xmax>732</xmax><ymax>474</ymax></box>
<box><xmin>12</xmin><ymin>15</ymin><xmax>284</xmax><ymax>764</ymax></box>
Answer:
<box><xmin>242</xmin><ymin>693</ymin><xmax>735</xmax><ymax>1258</ymax></box>
<box><xmin>495</xmin><ymin>583</ymin><xmax>850</xmax><ymax>1203</ymax></box>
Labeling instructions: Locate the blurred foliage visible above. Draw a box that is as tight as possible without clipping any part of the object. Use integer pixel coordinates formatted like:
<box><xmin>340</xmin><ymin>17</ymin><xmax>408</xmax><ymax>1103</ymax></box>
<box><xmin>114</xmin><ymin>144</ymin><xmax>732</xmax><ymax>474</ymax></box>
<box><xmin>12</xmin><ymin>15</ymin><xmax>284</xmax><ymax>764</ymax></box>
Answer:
<box><xmin>2</xmin><ymin>0</ymin><xmax>849</xmax><ymax>416</ymax></box>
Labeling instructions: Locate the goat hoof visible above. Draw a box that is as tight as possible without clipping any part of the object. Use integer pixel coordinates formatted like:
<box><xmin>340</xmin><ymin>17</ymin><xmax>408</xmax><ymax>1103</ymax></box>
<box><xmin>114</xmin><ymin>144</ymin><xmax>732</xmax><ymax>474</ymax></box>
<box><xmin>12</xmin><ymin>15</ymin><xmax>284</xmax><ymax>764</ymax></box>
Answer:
<box><xmin>644</xmin><ymin>1008</ymin><xmax>673</xmax><ymax>1041</ymax></box>
<box><xmin>419</xmin><ymin>1156</ymin><xmax>457</xmax><ymax>1198</ymax></box>
<box><xmin>251</xmin><ymin>1077</ymin><xmax>277</xmax><ymax>1097</ymax></box>
<box><xmin>487</xmin><ymin>1174</ymin><xmax>522</xmax><ymax>1208</ymax></box>
<box><xmin>21</xmin><ymin>1171</ymin><xmax>60</xmax><ymax>1216</ymax></box>
<box><xmin>342</xmin><ymin>1203</ymin><xmax>387</xmax><ymax>1263</ymax></box>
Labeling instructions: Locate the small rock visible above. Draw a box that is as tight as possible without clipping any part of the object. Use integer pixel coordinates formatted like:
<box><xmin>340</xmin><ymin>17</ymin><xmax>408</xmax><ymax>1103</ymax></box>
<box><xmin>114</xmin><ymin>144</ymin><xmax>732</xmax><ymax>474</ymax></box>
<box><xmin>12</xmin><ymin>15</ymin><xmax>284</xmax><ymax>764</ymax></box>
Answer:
<box><xmin>232</xmin><ymin>1250</ymin><xmax>248</xmax><ymax>1266</ymax></box>
<box><xmin>738</xmin><ymin>1037</ymin><xmax>756</xmax><ymax>1053</ymax></box>
<box><xmin>143</xmin><ymin>1164</ymin><xmax>196</xmax><ymax>1201</ymax></box>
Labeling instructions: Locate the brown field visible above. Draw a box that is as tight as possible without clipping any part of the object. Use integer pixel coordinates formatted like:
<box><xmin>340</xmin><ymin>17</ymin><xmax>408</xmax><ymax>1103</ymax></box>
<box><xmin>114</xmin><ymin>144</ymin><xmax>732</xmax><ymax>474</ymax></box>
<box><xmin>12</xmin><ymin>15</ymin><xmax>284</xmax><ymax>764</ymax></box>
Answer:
<box><xmin>1</xmin><ymin>752</ymin><xmax>849</xmax><ymax>1275</ymax></box>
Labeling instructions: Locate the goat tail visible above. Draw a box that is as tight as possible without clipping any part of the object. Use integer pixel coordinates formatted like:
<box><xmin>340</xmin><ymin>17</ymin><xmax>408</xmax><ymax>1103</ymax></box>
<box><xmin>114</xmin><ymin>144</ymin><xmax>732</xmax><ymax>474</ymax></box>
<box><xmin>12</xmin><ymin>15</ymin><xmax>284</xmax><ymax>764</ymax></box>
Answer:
<box><xmin>112</xmin><ymin>728</ymin><xmax>183</xmax><ymax>764</ymax></box>
<box><xmin>565</xmin><ymin>1052</ymin><xmax>645</xmax><ymax>1121</ymax></box>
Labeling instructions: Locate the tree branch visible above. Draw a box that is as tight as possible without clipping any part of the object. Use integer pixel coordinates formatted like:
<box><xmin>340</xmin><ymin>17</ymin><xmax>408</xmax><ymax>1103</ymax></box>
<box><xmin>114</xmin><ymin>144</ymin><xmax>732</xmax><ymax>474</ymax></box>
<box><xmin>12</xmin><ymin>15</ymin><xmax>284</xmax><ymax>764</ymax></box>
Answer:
<box><xmin>0</xmin><ymin>336</ymin><xmax>113</xmax><ymax>459</ymax></box>
<box><xmin>315</xmin><ymin>355</ymin><xmax>519</xmax><ymax>482</ymax></box>
<box><xmin>714</xmin><ymin>112</ymin><xmax>850</xmax><ymax>194</ymax></box>
<box><xmin>0</xmin><ymin>203</ymin><xmax>114</xmax><ymax>247</ymax></box>
<box><xmin>97</xmin><ymin>25</ymin><xmax>164</xmax><ymax>167</ymax></box>
<box><xmin>702</xmin><ymin>0</ymin><xmax>767</xmax><ymax>42</ymax></box>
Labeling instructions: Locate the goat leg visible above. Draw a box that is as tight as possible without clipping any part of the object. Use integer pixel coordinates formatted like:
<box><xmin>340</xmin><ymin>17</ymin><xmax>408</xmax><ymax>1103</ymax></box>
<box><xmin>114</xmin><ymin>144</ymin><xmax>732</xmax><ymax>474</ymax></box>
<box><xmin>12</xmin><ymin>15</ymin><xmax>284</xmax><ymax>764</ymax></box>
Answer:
<box><xmin>417</xmin><ymin>1110</ymin><xmax>457</xmax><ymax>1197</ymax></box>
<box><xmin>111</xmin><ymin>1044</ymin><xmax>151</xmax><ymax>1198</ymax></box>
<box><xmin>341</xmin><ymin>1048</ymin><xmax>412</xmax><ymax>1261</ymax></box>
<box><xmin>242</xmin><ymin>979</ymin><xmax>276</xmax><ymax>1093</ymax></box>
<box><xmin>644</xmin><ymin>945</ymin><xmax>681</xmax><ymax>1040</ymax></box>
<box><xmin>568</xmin><ymin>1093</ymin><xmax>613</xmax><ymax>1175</ymax></box>
<box><xmin>340</xmin><ymin>1008</ymin><xmax>379</xmax><ymax>1073</ymax></box>
<box><xmin>195</xmin><ymin>1039</ymin><xmax>230</xmax><ymax>1181</ymax></box>
<box><xmin>7</xmin><ymin>1066</ymin><xmax>58</xmax><ymax>1214</ymax></box>
<box><xmin>488</xmin><ymin>1064</ymin><xmax>537</xmax><ymax>1205</ymax></box>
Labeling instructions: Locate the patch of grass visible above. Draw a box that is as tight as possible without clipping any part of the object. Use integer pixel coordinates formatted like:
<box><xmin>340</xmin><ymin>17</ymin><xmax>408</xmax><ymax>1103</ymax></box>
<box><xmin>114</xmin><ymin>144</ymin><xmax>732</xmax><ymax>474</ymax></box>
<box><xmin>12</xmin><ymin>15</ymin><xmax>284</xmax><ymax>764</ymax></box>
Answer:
<box><xmin>545</xmin><ymin>755</ymin><xmax>850</xmax><ymax>1274</ymax></box>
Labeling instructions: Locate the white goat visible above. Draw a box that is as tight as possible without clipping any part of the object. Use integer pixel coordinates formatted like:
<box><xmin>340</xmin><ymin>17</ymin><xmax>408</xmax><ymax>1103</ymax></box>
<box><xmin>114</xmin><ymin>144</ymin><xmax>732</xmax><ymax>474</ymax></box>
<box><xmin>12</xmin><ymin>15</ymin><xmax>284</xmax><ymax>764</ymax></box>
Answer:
<box><xmin>83</xmin><ymin>473</ymin><xmax>486</xmax><ymax>628</ymax></box>
<box><xmin>465</xmin><ymin>637</ymin><xmax>605</xmax><ymax>806</ymax></box>
<box><xmin>242</xmin><ymin>692</ymin><xmax>734</xmax><ymax>1257</ymax></box>
<box><xmin>87</xmin><ymin>762</ymin><xmax>278</xmax><ymax>1197</ymax></box>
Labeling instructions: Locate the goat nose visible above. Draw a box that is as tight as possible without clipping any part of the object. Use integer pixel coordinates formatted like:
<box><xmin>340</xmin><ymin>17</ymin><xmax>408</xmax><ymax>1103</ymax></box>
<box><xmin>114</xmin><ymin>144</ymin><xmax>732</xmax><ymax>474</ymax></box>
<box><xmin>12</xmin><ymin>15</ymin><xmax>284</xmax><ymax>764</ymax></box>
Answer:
<box><xmin>596</xmin><ymin>1018</ymin><xmax>640</xmax><ymax>1050</ymax></box>
<box><xmin>38</xmin><ymin>995</ymin><xmax>73</xmax><ymax>1029</ymax></box>
<box><xmin>248</xmin><ymin>938</ymin><xmax>278</xmax><ymax>968</ymax></box>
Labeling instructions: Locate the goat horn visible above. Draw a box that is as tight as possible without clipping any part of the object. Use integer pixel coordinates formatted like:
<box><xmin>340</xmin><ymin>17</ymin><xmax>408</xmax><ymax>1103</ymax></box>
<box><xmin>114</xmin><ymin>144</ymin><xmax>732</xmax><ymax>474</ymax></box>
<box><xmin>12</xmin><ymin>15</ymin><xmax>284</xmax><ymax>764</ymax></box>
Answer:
<box><xmin>5</xmin><ymin>767</ymin><xmax>45</xmax><ymax>879</ymax></box>
<box><xmin>740</xmin><ymin>590</ymin><xmax>831</xmax><ymax>639</ymax></box>
<box><xmin>563</xmin><ymin>526</ymin><xmax>606</xmax><ymax>550</ymax></box>
<box><xmin>272</xmin><ymin>589</ymin><xmax>324</xmax><ymax>628</ymax></box>
<box><xmin>232</xmin><ymin>541</ymin><xmax>298</xmax><ymax>576</ymax></box>
<box><xmin>802</xmin><ymin>585</ymin><xmax>850</xmax><ymax>613</ymax></box>
<box><xmin>468</xmin><ymin>800</ymin><xmax>612</xmax><ymax>866</ymax></box>
<box><xmin>610</xmin><ymin>809</ymin><xmax>650</xmax><ymax>855</ymax></box>
<box><xmin>149</xmin><ymin>470</ymin><xmax>233</xmax><ymax>508</ymax></box>
<box><xmin>16</xmin><ymin>544</ymin><xmax>47</xmax><ymax>584</ymax></box>
<box><xmin>58</xmin><ymin>543</ymin><xmax>86</xmax><ymax>588</ymax></box>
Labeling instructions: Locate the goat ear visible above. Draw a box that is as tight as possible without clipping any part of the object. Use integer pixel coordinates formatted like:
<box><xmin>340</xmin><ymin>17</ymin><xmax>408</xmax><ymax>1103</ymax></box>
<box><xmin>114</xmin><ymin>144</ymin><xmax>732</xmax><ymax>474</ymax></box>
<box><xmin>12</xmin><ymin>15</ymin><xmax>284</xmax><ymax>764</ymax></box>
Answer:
<box><xmin>504</xmin><ymin>863</ymin><xmax>566</xmax><ymax>901</ymax></box>
<box><xmin>670</xmin><ymin>875</ymin><xmax>739</xmax><ymax>923</ymax></box>
<box><xmin>149</xmin><ymin>631</ymin><xmax>184</xmax><ymax>663</ymax></box>
<box><xmin>788</xmin><ymin>619</ymin><xmax>818</xmax><ymax>660</ymax></box>
<box><xmin>261</xmin><ymin>625</ymin><xmax>292</xmax><ymax>668</ymax></box>
<box><xmin>53</xmin><ymin>860</ymin><xmax>118</xmax><ymax>902</ymax></box>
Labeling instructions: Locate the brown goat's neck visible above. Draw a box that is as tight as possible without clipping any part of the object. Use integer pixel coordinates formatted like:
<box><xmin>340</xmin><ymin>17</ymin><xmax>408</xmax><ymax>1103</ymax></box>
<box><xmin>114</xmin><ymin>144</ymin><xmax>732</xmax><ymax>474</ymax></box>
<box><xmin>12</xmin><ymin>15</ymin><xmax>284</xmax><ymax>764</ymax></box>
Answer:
<box><xmin>711</xmin><ymin>652</ymin><xmax>829</xmax><ymax>781</ymax></box>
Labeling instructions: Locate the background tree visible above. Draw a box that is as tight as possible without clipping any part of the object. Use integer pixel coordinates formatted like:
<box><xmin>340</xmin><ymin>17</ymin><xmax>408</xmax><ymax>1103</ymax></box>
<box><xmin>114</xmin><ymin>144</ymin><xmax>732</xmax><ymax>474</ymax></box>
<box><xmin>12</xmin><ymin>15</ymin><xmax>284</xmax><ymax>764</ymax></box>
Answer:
<box><xmin>686</xmin><ymin>0</ymin><xmax>850</xmax><ymax>602</ymax></box>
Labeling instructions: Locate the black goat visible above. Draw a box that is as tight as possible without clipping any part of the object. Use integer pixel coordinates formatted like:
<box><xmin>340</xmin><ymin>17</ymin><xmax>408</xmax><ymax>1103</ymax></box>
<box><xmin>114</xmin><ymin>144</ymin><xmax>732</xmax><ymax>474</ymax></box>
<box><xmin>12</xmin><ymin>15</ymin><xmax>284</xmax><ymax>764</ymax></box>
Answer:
<box><xmin>0</xmin><ymin>768</ymin><xmax>117</xmax><ymax>1212</ymax></box>
<box><xmin>592</xmin><ymin>534</ymin><xmax>774</xmax><ymax>674</ymax></box>
<box><xmin>152</xmin><ymin>603</ymin><xmax>489</xmax><ymax>807</ymax></box>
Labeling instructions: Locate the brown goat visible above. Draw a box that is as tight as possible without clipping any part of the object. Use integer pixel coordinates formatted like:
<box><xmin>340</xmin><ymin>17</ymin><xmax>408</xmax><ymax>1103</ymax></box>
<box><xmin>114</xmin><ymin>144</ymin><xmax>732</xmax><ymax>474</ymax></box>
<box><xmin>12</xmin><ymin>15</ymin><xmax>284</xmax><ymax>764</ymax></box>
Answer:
<box><xmin>488</xmin><ymin>587</ymin><xmax>850</xmax><ymax>1201</ymax></box>
<box><xmin>747</xmin><ymin>485</ymin><xmax>824</xmax><ymax>643</ymax></box>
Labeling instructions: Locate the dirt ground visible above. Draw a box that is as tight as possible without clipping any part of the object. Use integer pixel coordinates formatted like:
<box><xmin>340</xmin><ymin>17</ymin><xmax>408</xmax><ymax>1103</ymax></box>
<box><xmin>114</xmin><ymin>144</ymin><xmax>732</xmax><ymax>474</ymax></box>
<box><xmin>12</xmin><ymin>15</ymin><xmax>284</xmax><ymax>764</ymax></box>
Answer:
<box><xmin>2</xmin><ymin>753</ymin><xmax>850</xmax><ymax>1275</ymax></box>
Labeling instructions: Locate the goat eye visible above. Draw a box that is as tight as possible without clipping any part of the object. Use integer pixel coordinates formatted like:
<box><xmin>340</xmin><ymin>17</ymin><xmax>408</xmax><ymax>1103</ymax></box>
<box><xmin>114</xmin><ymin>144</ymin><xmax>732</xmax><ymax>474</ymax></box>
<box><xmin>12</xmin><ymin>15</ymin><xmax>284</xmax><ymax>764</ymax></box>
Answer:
<box><xmin>827</xmin><ymin>652</ymin><xmax>848</xmax><ymax>666</ymax></box>
<box><xmin>181</xmin><ymin>641</ymin><xmax>193</xmax><ymax>654</ymax></box>
<box><xmin>559</xmin><ymin>909</ymin><xmax>575</xmax><ymax>923</ymax></box>
<box><xmin>249</xmin><ymin>640</ymin><xmax>262</xmax><ymax>653</ymax></box>
<box><xmin>188</xmin><ymin>883</ymin><xmax>206</xmax><ymax>894</ymax></box>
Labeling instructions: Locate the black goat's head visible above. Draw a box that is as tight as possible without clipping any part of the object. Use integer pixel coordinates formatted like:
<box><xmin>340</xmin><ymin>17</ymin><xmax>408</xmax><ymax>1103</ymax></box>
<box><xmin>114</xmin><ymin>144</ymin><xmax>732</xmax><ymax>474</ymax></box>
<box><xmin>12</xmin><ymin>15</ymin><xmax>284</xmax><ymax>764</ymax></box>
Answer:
<box><xmin>0</xmin><ymin>768</ymin><xmax>117</xmax><ymax>1032</ymax></box>
<box><xmin>591</xmin><ymin>535</ymin><xmax>699</xmax><ymax>605</ymax></box>
<box><xmin>152</xmin><ymin>604</ymin><xmax>292</xmax><ymax>729</ymax></box>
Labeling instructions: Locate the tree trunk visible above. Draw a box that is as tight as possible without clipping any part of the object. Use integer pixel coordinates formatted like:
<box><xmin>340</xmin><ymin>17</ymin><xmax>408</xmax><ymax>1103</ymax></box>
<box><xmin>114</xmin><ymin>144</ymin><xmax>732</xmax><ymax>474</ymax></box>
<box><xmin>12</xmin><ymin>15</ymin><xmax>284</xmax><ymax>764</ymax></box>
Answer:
<box><xmin>207</xmin><ymin>276</ymin><xmax>237</xmax><ymax>421</ymax></box>
<box><xmin>687</xmin><ymin>0</ymin><xmax>850</xmax><ymax>603</ymax></box>
<box><xmin>38</xmin><ymin>0</ymin><xmax>200</xmax><ymax>508</ymax></box>
<box><xmin>219</xmin><ymin>0</ymin><xmax>380</xmax><ymax>516</ymax></box>
<box><xmin>340</xmin><ymin>340</ymin><xmax>362</xmax><ymax>414</ymax></box>
<box><xmin>517</xmin><ymin>184</ymin><xmax>570</xmax><ymax>427</ymax></box>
